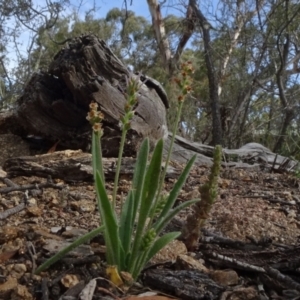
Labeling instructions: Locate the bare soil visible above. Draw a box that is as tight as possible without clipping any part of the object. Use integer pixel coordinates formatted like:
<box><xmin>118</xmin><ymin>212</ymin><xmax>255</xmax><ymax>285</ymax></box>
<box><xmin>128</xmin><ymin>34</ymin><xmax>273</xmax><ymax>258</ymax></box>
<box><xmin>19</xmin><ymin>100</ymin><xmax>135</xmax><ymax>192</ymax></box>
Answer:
<box><xmin>0</xmin><ymin>163</ymin><xmax>300</xmax><ymax>299</ymax></box>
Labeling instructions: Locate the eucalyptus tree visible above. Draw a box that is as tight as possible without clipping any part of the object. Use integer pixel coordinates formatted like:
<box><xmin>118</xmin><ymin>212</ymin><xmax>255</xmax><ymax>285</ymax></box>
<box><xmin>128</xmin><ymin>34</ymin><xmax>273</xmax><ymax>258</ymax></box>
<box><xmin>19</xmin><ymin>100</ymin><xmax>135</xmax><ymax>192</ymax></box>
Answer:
<box><xmin>27</xmin><ymin>8</ymin><xmax>160</xmax><ymax>73</ymax></box>
<box><xmin>144</xmin><ymin>0</ymin><xmax>266</xmax><ymax>146</ymax></box>
<box><xmin>221</xmin><ymin>0</ymin><xmax>300</xmax><ymax>151</ymax></box>
<box><xmin>0</xmin><ymin>0</ymin><xmax>69</xmax><ymax>108</ymax></box>
<box><xmin>141</xmin><ymin>0</ymin><xmax>300</xmax><ymax>154</ymax></box>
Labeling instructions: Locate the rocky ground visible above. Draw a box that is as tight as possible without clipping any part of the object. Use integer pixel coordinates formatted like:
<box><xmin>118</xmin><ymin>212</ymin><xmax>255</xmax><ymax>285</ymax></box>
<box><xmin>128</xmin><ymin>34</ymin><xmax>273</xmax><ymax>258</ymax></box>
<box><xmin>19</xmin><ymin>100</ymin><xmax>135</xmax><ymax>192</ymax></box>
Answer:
<box><xmin>0</xmin><ymin>157</ymin><xmax>300</xmax><ymax>299</ymax></box>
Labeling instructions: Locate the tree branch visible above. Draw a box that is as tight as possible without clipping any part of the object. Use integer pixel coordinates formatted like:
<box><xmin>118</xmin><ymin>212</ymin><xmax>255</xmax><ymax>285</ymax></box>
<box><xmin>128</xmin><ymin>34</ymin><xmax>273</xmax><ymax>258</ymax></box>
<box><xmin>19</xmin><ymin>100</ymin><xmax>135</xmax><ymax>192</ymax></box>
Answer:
<box><xmin>146</xmin><ymin>0</ymin><xmax>172</xmax><ymax>72</ymax></box>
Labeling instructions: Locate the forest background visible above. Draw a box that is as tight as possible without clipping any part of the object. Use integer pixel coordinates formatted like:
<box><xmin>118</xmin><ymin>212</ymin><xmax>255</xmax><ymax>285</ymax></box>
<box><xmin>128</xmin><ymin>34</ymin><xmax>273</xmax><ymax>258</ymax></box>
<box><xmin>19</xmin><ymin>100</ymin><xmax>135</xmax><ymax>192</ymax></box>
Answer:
<box><xmin>1</xmin><ymin>0</ymin><xmax>300</xmax><ymax>159</ymax></box>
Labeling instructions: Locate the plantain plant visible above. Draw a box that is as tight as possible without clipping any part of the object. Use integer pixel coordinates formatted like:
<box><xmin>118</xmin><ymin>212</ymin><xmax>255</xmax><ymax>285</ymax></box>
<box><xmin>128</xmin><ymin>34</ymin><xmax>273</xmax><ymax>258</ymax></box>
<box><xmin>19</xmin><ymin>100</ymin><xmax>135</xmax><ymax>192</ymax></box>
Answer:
<box><xmin>181</xmin><ymin>145</ymin><xmax>222</xmax><ymax>251</ymax></box>
<box><xmin>35</xmin><ymin>62</ymin><xmax>198</xmax><ymax>282</ymax></box>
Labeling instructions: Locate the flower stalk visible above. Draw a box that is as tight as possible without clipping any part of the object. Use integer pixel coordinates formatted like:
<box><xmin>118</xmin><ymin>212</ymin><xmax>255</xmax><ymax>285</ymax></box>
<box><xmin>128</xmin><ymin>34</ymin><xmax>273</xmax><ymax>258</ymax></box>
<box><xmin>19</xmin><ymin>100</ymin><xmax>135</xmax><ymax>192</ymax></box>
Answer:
<box><xmin>35</xmin><ymin>63</ymin><xmax>200</xmax><ymax>283</ymax></box>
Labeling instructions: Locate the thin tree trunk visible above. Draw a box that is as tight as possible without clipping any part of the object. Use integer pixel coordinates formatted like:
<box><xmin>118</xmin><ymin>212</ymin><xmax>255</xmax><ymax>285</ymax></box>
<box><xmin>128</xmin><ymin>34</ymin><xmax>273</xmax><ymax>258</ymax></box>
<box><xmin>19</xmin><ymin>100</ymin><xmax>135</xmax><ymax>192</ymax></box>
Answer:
<box><xmin>273</xmin><ymin>108</ymin><xmax>294</xmax><ymax>153</ymax></box>
<box><xmin>147</xmin><ymin>0</ymin><xmax>195</xmax><ymax>74</ymax></box>
<box><xmin>189</xmin><ymin>0</ymin><xmax>222</xmax><ymax>146</ymax></box>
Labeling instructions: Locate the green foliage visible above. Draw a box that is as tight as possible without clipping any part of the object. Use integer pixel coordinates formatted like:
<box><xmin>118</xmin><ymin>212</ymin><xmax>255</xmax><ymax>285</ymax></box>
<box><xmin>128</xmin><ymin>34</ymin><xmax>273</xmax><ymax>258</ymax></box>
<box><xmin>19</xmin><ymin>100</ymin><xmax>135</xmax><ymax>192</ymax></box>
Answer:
<box><xmin>35</xmin><ymin>63</ymin><xmax>198</xmax><ymax>282</ymax></box>
<box><xmin>93</xmin><ymin>136</ymin><xmax>197</xmax><ymax>280</ymax></box>
<box><xmin>89</xmin><ymin>70</ymin><xmax>198</xmax><ymax>280</ymax></box>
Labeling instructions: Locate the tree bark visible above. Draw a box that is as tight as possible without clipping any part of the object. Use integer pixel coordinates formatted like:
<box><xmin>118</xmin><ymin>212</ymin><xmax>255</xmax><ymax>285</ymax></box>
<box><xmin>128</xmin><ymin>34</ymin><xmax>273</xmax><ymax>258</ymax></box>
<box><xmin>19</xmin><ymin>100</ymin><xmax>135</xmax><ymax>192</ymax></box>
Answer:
<box><xmin>147</xmin><ymin>0</ymin><xmax>195</xmax><ymax>75</ymax></box>
<box><xmin>146</xmin><ymin>0</ymin><xmax>172</xmax><ymax>73</ymax></box>
<box><xmin>9</xmin><ymin>35</ymin><xmax>169</xmax><ymax>156</ymax></box>
<box><xmin>189</xmin><ymin>0</ymin><xmax>222</xmax><ymax>146</ymax></box>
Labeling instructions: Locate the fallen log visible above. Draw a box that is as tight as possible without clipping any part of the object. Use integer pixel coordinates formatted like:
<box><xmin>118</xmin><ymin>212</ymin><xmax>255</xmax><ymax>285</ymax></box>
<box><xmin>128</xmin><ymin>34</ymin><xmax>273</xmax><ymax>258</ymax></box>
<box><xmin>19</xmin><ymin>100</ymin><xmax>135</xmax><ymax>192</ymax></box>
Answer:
<box><xmin>2</xmin><ymin>150</ymin><xmax>182</xmax><ymax>182</ymax></box>
<box><xmin>1</xmin><ymin>35</ymin><xmax>168</xmax><ymax>155</ymax></box>
<box><xmin>2</xmin><ymin>137</ymin><xmax>299</xmax><ymax>181</ymax></box>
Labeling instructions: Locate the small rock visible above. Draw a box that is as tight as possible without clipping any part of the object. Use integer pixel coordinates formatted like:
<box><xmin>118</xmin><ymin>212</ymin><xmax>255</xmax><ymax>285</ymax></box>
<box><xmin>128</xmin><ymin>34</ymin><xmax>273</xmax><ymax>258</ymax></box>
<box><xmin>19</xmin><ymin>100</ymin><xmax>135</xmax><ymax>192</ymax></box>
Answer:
<box><xmin>0</xmin><ymin>167</ymin><xmax>7</xmax><ymax>178</ymax></box>
<box><xmin>43</xmin><ymin>239</ymin><xmax>93</xmax><ymax>256</ymax></box>
<box><xmin>61</xmin><ymin>274</ymin><xmax>80</xmax><ymax>288</ymax></box>
<box><xmin>11</xmin><ymin>284</ymin><xmax>33</xmax><ymax>300</ymax></box>
<box><xmin>50</xmin><ymin>227</ymin><xmax>63</xmax><ymax>234</ymax></box>
<box><xmin>0</xmin><ymin>227</ymin><xmax>22</xmax><ymax>244</ymax></box>
<box><xmin>27</xmin><ymin>198</ymin><xmax>37</xmax><ymax>206</ymax></box>
<box><xmin>70</xmin><ymin>200</ymin><xmax>95</xmax><ymax>213</ymax></box>
<box><xmin>0</xmin><ymin>276</ymin><xmax>18</xmax><ymax>294</ymax></box>
<box><xmin>26</xmin><ymin>206</ymin><xmax>42</xmax><ymax>217</ymax></box>
<box><xmin>209</xmin><ymin>269</ymin><xmax>239</xmax><ymax>286</ymax></box>
<box><xmin>287</xmin><ymin>210</ymin><xmax>297</xmax><ymax>218</ymax></box>
<box><xmin>151</xmin><ymin>240</ymin><xmax>187</xmax><ymax>264</ymax></box>
<box><xmin>224</xmin><ymin>286</ymin><xmax>258</xmax><ymax>299</ymax></box>
<box><xmin>62</xmin><ymin>227</ymin><xmax>88</xmax><ymax>238</ymax></box>
<box><xmin>11</xmin><ymin>264</ymin><xmax>27</xmax><ymax>279</ymax></box>
<box><xmin>13</xmin><ymin>264</ymin><xmax>27</xmax><ymax>274</ymax></box>
<box><xmin>3</xmin><ymin>238</ymin><xmax>25</xmax><ymax>252</ymax></box>
<box><xmin>282</xmin><ymin>191</ymin><xmax>293</xmax><ymax>201</ymax></box>
<box><xmin>176</xmin><ymin>254</ymin><xmax>209</xmax><ymax>273</ymax></box>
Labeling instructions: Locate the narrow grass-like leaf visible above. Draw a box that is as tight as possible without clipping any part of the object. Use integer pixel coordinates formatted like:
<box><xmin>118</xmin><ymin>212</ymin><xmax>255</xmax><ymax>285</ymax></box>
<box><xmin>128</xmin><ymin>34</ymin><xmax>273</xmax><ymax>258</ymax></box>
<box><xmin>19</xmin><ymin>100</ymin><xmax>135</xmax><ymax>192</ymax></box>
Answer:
<box><xmin>112</xmin><ymin>128</ymin><xmax>128</xmax><ymax>207</ymax></box>
<box><xmin>154</xmin><ymin>199</ymin><xmax>200</xmax><ymax>234</ymax></box>
<box><xmin>140</xmin><ymin>139</ymin><xmax>163</xmax><ymax>214</ymax></box>
<box><xmin>131</xmin><ymin>139</ymin><xmax>149</xmax><ymax>222</ymax></box>
<box><xmin>35</xmin><ymin>226</ymin><xmax>104</xmax><ymax>274</ymax></box>
<box><xmin>95</xmin><ymin>171</ymin><xmax>120</xmax><ymax>265</ymax></box>
<box><xmin>157</xmin><ymin>155</ymin><xmax>196</xmax><ymax>221</ymax></box>
<box><xmin>119</xmin><ymin>139</ymin><xmax>149</xmax><ymax>270</ymax></box>
<box><xmin>119</xmin><ymin>191</ymin><xmax>134</xmax><ymax>259</ymax></box>
<box><xmin>132</xmin><ymin>231</ymin><xmax>181</xmax><ymax>279</ymax></box>
<box><xmin>92</xmin><ymin>131</ymin><xmax>104</xmax><ymax>182</ymax></box>
<box><xmin>129</xmin><ymin>139</ymin><xmax>163</xmax><ymax>272</ymax></box>
<box><xmin>147</xmin><ymin>232</ymin><xmax>181</xmax><ymax>262</ymax></box>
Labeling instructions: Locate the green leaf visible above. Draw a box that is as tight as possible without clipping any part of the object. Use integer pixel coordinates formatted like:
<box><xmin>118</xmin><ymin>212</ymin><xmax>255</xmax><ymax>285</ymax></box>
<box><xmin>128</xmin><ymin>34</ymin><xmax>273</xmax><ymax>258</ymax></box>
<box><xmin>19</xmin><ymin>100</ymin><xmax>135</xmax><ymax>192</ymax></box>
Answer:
<box><xmin>129</xmin><ymin>139</ymin><xmax>163</xmax><ymax>272</ymax></box>
<box><xmin>157</xmin><ymin>155</ymin><xmax>196</xmax><ymax>221</ymax></box>
<box><xmin>119</xmin><ymin>139</ymin><xmax>149</xmax><ymax>270</ymax></box>
<box><xmin>95</xmin><ymin>171</ymin><xmax>120</xmax><ymax>265</ymax></box>
<box><xmin>119</xmin><ymin>190</ymin><xmax>134</xmax><ymax>260</ymax></box>
<box><xmin>147</xmin><ymin>232</ymin><xmax>181</xmax><ymax>262</ymax></box>
<box><xmin>131</xmin><ymin>139</ymin><xmax>149</xmax><ymax>222</ymax></box>
<box><xmin>132</xmin><ymin>231</ymin><xmax>180</xmax><ymax>279</ymax></box>
<box><xmin>154</xmin><ymin>198</ymin><xmax>200</xmax><ymax>234</ymax></box>
<box><xmin>35</xmin><ymin>226</ymin><xmax>104</xmax><ymax>274</ymax></box>
<box><xmin>141</xmin><ymin>139</ymin><xmax>163</xmax><ymax>215</ymax></box>
<box><xmin>92</xmin><ymin>131</ymin><xmax>105</xmax><ymax>182</ymax></box>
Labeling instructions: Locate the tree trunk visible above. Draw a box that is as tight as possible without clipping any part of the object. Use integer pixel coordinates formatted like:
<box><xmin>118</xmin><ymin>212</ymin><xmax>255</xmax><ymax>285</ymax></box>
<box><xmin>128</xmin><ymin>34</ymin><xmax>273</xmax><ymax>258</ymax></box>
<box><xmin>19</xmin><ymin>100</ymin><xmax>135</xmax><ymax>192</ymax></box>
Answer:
<box><xmin>189</xmin><ymin>0</ymin><xmax>223</xmax><ymax>146</ymax></box>
<box><xmin>273</xmin><ymin>108</ymin><xmax>294</xmax><ymax>153</ymax></box>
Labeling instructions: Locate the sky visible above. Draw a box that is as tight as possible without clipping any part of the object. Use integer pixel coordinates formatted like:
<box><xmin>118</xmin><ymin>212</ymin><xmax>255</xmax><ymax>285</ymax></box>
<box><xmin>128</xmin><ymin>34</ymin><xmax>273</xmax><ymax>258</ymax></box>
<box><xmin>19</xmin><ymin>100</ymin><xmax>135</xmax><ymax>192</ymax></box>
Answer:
<box><xmin>97</xmin><ymin>0</ymin><xmax>149</xmax><ymax>17</ymax></box>
<box><xmin>70</xmin><ymin>0</ymin><xmax>186</xmax><ymax>21</ymax></box>
<box><xmin>5</xmin><ymin>0</ymin><xmax>216</xmax><ymax>73</ymax></box>
<box><xmin>4</xmin><ymin>0</ymin><xmax>184</xmax><ymax>70</ymax></box>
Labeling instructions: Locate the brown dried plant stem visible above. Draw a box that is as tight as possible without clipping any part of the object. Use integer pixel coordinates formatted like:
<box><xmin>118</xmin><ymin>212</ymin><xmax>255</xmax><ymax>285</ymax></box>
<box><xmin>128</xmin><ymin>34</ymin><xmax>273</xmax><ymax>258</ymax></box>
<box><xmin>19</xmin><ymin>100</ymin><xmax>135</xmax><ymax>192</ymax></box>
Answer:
<box><xmin>181</xmin><ymin>145</ymin><xmax>222</xmax><ymax>251</ymax></box>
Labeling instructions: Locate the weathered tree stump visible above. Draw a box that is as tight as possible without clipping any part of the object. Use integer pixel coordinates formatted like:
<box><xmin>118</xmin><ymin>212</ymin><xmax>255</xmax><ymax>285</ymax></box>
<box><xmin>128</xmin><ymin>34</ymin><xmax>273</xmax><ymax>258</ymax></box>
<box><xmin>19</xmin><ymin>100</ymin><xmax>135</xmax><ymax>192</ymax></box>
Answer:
<box><xmin>11</xmin><ymin>35</ymin><xmax>168</xmax><ymax>155</ymax></box>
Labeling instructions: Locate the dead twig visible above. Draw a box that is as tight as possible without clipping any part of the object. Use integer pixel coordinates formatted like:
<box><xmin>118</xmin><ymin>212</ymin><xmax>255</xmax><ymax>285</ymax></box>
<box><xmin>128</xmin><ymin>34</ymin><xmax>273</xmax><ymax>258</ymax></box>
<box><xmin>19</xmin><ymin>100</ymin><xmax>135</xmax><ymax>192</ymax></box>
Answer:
<box><xmin>0</xmin><ymin>190</ymin><xmax>29</xmax><ymax>220</ymax></box>
<box><xmin>0</xmin><ymin>182</ymin><xmax>65</xmax><ymax>194</ymax></box>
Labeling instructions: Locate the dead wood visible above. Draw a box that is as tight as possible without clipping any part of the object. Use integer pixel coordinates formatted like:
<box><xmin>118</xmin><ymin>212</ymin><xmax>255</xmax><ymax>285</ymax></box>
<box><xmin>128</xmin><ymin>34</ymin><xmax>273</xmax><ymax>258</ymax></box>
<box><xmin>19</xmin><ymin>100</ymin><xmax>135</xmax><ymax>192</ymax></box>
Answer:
<box><xmin>265</xmin><ymin>266</ymin><xmax>300</xmax><ymax>291</ymax></box>
<box><xmin>0</xmin><ymin>181</ymin><xmax>65</xmax><ymax>195</ymax></box>
<box><xmin>171</xmin><ymin>136</ymin><xmax>299</xmax><ymax>171</ymax></box>
<box><xmin>0</xmin><ymin>34</ymin><xmax>298</xmax><ymax>172</ymax></box>
<box><xmin>0</xmin><ymin>203</ymin><xmax>26</xmax><ymax>220</ymax></box>
<box><xmin>143</xmin><ymin>269</ymin><xmax>224</xmax><ymax>299</ymax></box>
<box><xmin>0</xmin><ymin>35</ymin><xmax>168</xmax><ymax>155</ymax></box>
<box><xmin>2</xmin><ymin>137</ymin><xmax>300</xmax><ymax>182</ymax></box>
<box><xmin>2</xmin><ymin>150</ymin><xmax>181</xmax><ymax>182</ymax></box>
